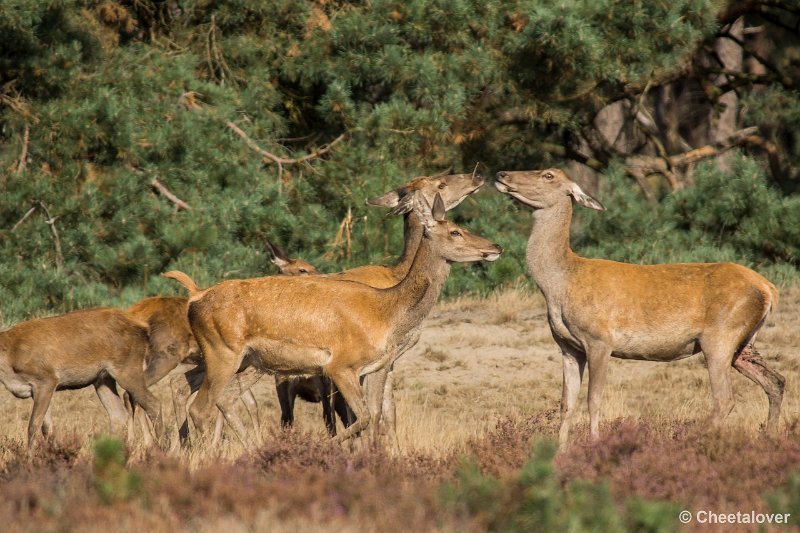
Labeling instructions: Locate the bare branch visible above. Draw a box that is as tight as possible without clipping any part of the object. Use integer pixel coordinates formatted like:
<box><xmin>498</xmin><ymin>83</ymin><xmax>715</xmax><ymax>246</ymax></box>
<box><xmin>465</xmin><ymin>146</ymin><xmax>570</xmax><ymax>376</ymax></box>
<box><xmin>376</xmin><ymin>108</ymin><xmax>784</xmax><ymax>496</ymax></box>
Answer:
<box><xmin>36</xmin><ymin>201</ymin><xmax>64</xmax><ymax>273</ymax></box>
<box><xmin>151</xmin><ymin>178</ymin><xmax>192</xmax><ymax>210</ymax></box>
<box><xmin>225</xmin><ymin>119</ymin><xmax>347</xmax><ymax>167</ymax></box>
<box><xmin>16</xmin><ymin>124</ymin><xmax>29</xmax><ymax>174</ymax></box>
<box><xmin>11</xmin><ymin>206</ymin><xmax>37</xmax><ymax>232</ymax></box>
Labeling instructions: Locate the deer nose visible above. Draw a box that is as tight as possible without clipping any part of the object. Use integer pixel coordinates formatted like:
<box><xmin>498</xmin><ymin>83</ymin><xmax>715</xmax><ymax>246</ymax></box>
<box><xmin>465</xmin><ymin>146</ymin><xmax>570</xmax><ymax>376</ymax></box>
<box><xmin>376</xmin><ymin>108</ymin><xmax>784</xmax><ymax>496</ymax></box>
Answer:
<box><xmin>496</xmin><ymin>171</ymin><xmax>508</xmax><ymax>179</ymax></box>
<box><xmin>473</xmin><ymin>173</ymin><xmax>485</xmax><ymax>185</ymax></box>
<box><xmin>493</xmin><ymin>244</ymin><xmax>503</xmax><ymax>253</ymax></box>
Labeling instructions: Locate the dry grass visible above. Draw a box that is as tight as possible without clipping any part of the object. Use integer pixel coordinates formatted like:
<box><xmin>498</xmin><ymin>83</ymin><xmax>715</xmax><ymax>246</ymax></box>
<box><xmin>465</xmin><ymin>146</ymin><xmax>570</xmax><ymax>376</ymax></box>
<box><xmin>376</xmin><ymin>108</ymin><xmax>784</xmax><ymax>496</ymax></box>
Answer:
<box><xmin>0</xmin><ymin>286</ymin><xmax>798</xmax><ymax>529</ymax></box>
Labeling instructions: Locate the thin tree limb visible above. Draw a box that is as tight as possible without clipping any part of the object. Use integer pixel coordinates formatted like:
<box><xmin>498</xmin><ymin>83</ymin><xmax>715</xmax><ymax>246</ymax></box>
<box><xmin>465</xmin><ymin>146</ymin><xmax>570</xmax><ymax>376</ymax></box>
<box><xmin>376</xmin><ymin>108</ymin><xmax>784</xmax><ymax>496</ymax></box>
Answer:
<box><xmin>11</xmin><ymin>206</ymin><xmax>36</xmax><ymax>232</ymax></box>
<box><xmin>16</xmin><ymin>124</ymin><xmax>29</xmax><ymax>174</ymax></box>
<box><xmin>151</xmin><ymin>178</ymin><xmax>192</xmax><ymax>210</ymax></box>
<box><xmin>225</xmin><ymin>119</ymin><xmax>347</xmax><ymax>166</ymax></box>
<box><xmin>36</xmin><ymin>201</ymin><xmax>64</xmax><ymax>272</ymax></box>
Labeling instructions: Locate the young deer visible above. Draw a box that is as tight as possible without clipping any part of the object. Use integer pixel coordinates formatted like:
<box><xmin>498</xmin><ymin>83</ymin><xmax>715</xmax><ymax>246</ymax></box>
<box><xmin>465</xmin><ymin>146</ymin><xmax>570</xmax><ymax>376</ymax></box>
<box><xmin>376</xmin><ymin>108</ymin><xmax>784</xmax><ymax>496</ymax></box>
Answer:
<box><xmin>166</xmin><ymin>193</ymin><xmax>502</xmax><ymax>445</ymax></box>
<box><xmin>266</xmin><ymin>239</ymin><xmax>353</xmax><ymax>436</ymax></box>
<box><xmin>494</xmin><ymin>168</ymin><xmax>785</xmax><ymax>447</ymax></box>
<box><xmin>0</xmin><ymin>308</ymin><xmax>162</xmax><ymax>447</ymax></box>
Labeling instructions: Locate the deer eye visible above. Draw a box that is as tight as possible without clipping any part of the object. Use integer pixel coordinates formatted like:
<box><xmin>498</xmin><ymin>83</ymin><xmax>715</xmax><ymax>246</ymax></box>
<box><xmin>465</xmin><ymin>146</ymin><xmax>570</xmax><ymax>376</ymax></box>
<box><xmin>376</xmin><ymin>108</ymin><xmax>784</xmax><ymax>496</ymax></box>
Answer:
<box><xmin>299</xmin><ymin>268</ymin><xmax>308</xmax><ymax>274</ymax></box>
<box><xmin>438</xmin><ymin>182</ymin><xmax>446</xmax><ymax>189</ymax></box>
<box><xmin>544</xmin><ymin>172</ymin><xmax>554</xmax><ymax>181</ymax></box>
<box><xmin>450</xmin><ymin>230</ymin><xmax>462</xmax><ymax>237</ymax></box>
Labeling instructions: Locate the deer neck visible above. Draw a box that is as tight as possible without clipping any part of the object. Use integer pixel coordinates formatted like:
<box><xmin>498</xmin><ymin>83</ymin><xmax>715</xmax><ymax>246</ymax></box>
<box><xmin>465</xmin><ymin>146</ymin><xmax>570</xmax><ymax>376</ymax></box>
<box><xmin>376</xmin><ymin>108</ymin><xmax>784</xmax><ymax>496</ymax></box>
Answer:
<box><xmin>386</xmin><ymin>231</ymin><xmax>450</xmax><ymax>341</ymax></box>
<box><xmin>391</xmin><ymin>212</ymin><xmax>423</xmax><ymax>278</ymax></box>
<box><xmin>526</xmin><ymin>200</ymin><xmax>575</xmax><ymax>297</ymax></box>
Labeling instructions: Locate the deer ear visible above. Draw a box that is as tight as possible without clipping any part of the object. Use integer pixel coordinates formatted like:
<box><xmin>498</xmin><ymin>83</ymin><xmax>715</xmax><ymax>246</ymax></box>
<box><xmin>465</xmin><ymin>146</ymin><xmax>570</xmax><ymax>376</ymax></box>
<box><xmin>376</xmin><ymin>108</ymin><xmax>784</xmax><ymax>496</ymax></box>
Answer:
<box><xmin>569</xmin><ymin>183</ymin><xmax>606</xmax><ymax>211</ymax></box>
<box><xmin>366</xmin><ymin>190</ymin><xmax>400</xmax><ymax>209</ymax></box>
<box><xmin>265</xmin><ymin>239</ymin><xmax>290</xmax><ymax>267</ymax></box>
<box><xmin>432</xmin><ymin>192</ymin><xmax>446</xmax><ymax>222</ymax></box>
<box><xmin>385</xmin><ymin>193</ymin><xmax>415</xmax><ymax>216</ymax></box>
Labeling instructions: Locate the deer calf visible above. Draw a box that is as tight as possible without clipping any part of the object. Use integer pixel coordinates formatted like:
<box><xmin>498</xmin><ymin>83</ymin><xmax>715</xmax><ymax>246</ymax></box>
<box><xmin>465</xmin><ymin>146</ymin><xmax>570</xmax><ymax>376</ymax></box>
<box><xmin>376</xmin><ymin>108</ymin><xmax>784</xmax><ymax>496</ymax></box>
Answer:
<box><xmin>0</xmin><ymin>308</ymin><xmax>162</xmax><ymax>447</ymax></box>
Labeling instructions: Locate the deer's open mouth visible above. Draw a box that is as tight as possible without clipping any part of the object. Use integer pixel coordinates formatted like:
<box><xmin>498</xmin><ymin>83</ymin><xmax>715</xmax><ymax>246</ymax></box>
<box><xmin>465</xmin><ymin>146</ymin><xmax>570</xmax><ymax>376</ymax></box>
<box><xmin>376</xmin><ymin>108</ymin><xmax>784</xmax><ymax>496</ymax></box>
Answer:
<box><xmin>494</xmin><ymin>180</ymin><xmax>516</xmax><ymax>193</ymax></box>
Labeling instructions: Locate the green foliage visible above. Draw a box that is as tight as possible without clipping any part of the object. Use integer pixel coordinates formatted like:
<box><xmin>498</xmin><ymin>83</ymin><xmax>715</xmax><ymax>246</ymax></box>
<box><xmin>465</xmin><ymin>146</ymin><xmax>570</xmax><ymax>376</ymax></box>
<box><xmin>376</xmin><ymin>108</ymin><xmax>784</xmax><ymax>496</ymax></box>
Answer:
<box><xmin>92</xmin><ymin>436</ymin><xmax>141</xmax><ymax>504</ymax></box>
<box><xmin>441</xmin><ymin>439</ymin><xmax>678</xmax><ymax>532</ymax></box>
<box><xmin>0</xmin><ymin>1</ymin><xmax>798</xmax><ymax>323</ymax></box>
<box><xmin>577</xmin><ymin>154</ymin><xmax>800</xmax><ymax>272</ymax></box>
<box><xmin>766</xmin><ymin>471</ymin><xmax>800</xmax><ymax>520</ymax></box>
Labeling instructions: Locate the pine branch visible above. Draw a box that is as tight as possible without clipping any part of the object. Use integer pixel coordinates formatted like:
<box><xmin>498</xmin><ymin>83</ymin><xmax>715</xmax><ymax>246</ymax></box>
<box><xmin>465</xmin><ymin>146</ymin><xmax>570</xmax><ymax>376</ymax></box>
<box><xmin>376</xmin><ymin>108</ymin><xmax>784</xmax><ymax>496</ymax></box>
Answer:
<box><xmin>151</xmin><ymin>178</ymin><xmax>192</xmax><ymax>211</ymax></box>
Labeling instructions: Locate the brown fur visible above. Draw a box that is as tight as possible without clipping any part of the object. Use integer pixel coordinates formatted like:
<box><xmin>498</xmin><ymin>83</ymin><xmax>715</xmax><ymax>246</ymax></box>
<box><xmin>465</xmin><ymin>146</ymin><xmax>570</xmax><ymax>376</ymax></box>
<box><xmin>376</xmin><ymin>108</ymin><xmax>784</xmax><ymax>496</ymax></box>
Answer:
<box><xmin>0</xmin><ymin>307</ymin><xmax>162</xmax><ymax>446</ymax></box>
<box><xmin>176</xmin><ymin>173</ymin><xmax>486</xmax><ymax>447</ymax></box>
<box><xmin>168</xmin><ymin>193</ymin><xmax>502</xmax><ymax>445</ymax></box>
<box><xmin>495</xmin><ymin>168</ymin><xmax>785</xmax><ymax>447</ymax></box>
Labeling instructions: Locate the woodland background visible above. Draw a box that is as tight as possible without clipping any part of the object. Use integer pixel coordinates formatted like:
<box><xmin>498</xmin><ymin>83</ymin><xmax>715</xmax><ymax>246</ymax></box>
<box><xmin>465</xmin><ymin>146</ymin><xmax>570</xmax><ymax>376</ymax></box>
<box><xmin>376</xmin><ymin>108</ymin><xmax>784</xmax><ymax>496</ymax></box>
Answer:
<box><xmin>1</xmin><ymin>0</ymin><xmax>799</xmax><ymax>322</ymax></box>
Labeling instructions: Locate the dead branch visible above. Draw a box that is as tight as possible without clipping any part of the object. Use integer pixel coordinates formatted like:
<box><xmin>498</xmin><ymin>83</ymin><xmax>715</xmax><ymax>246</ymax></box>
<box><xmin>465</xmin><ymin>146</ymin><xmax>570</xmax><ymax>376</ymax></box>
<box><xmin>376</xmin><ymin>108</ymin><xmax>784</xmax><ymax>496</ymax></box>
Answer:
<box><xmin>36</xmin><ymin>201</ymin><xmax>64</xmax><ymax>272</ymax></box>
<box><xmin>325</xmin><ymin>207</ymin><xmax>353</xmax><ymax>260</ymax></box>
<box><xmin>622</xmin><ymin>127</ymin><xmax>760</xmax><ymax>191</ymax></box>
<box><xmin>11</xmin><ymin>206</ymin><xmax>37</xmax><ymax>232</ymax></box>
<box><xmin>151</xmin><ymin>178</ymin><xmax>192</xmax><ymax>210</ymax></box>
<box><xmin>16</xmin><ymin>124</ymin><xmax>29</xmax><ymax>174</ymax></box>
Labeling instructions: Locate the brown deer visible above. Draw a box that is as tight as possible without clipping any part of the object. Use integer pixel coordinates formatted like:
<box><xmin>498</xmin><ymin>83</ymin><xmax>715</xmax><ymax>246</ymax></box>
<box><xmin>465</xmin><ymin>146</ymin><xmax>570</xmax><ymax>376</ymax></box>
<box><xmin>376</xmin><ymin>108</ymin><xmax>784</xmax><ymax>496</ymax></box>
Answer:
<box><xmin>0</xmin><ymin>308</ymin><xmax>162</xmax><ymax>447</ymax></box>
<box><xmin>265</xmin><ymin>239</ymin><xmax>353</xmax><ymax>436</ymax></box>
<box><xmin>166</xmin><ymin>192</ymin><xmax>502</xmax><ymax>445</ymax></box>
<box><xmin>327</xmin><ymin>171</ymin><xmax>485</xmax><ymax>447</ymax></box>
<box><xmin>177</xmin><ymin>172</ymin><xmax>485</xmax><ymax>446</ymax></box>
<box><xmin>494</xmin><ymin>168</ymin><xmax>785</xmax><ymax>447</ymax></box>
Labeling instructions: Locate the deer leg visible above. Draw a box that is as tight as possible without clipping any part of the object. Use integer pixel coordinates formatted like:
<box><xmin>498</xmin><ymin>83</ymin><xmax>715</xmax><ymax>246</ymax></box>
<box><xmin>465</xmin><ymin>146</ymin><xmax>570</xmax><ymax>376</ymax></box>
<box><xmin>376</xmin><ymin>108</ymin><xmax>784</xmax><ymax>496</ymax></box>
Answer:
<box><xmin>42</xmin><ymin>403</ymin><xmax>54</xmax><ymax>438</ymax></box>
<box><xmin>332</xmin><ymin>382</ymin><xmax>355</xmax><ymax>428</ymax></box>
<box><xmin>239</xmin><ymin>389</ymin><xmax>261</xmax><ymax>433</ymax></box>
<box><xmin>276</xmin><ymin>377</ymin><xmax>294</xmax><ymax>428</ymax></box>
<box><xmin>364</xmin><ymin>368</ymin><xmax>388</xmax><ymax>445</ymax></box>
<box><xmin>318</xmin><ymin>376</ymin><xmax>337</xmax><ymax>437</ymax></box>
<box><xmin>189</xmin><ymin>355</ymin><xmax>239</xmax><ymax>444</ymax></box>
<box><xmin>701</xmin><ymin>338</ymin><xmax>738</xmax><ymax>428</ymax></box>
<box><xmin>327</xmin><ymin>368</ymin><xmax>371</xmax><ymax>444</ymax></box>
<box><xmin>113</xmin><ymin>370</ymin><xmax>163</xmax><ymax>445</ymax></box>
<box><xmin>28</xmin><ymin>378</ymin><xmax>57</xmax><ymax>447</ymax></box>
<box><xmin>94</xmin><ymin>376</ymin><xmax>128</xmax><ymax>435</ymax></box>
<box><xmin>170</xmin><ymin>372</ymin><xmax>194</xmax><ymax>447</ymax></box>
<box><xmin>382</xmin><ymin>367</ymin><xmax>399</xmax><ymax>452</ymax></box>
<box><xmin>733</xmin><ymin>343</ymin><xmax>785</xmax><ymax>433</ymax></box>
<box><xmin>586</xmin><ymin>342</ymin><xmax>612</xmax><ymax>440</ymax></box>
<box><xmin>558</xmin><ymin>350</ymin><xmax>586</xmax><ymax>449</ymax></box>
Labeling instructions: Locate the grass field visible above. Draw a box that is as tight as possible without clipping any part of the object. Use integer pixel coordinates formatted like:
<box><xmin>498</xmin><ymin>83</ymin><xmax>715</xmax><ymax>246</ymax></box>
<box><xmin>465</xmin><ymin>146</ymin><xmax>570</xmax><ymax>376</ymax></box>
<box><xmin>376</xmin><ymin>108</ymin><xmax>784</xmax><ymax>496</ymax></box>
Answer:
<box><xmin>0</xmin><ymin>286</ymin><xmax>799</xmax><ymax>531</ymax></box>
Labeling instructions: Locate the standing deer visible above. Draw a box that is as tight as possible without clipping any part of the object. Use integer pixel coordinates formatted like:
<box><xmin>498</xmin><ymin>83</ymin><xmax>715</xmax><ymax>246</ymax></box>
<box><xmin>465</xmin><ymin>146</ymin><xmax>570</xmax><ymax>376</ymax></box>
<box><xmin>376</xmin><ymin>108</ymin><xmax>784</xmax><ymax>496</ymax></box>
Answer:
<box><xmin>166</xmin><ymin>193</ymin><xmax>502</xmax><ymax>445</ymax></box>
<box><xmin>494</xmin><ymin>168</ymin><xmax>785</xmax><ymax>447</ymax></box>
<box><xmin>177</xmin><ymin>172</ymin><xmax>485</xmax><ymax>447</ymax></box>
<box><xmin>265</xmin><ymin>239</ymin><xmax>353</xmax><ymax>436</ymax></box>
<box><xmin>0</xmin><ymin>308</ymin><xmax>162</xmax><ymax>447</ymax></box>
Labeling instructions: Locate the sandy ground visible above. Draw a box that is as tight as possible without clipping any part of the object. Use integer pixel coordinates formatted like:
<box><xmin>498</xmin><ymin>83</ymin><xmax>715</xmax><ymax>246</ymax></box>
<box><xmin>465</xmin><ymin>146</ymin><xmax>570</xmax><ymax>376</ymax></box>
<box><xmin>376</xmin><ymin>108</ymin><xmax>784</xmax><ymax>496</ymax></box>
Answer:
<box><xmin>0</xmin><ymin>286</ymin><xmax>798</xmax><ymax>458</ymax></box>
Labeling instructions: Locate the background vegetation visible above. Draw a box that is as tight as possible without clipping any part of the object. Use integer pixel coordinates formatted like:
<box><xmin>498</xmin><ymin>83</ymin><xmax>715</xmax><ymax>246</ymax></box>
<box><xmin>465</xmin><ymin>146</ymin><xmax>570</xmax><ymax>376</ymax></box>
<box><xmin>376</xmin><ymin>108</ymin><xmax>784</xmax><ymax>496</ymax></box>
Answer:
<box><xmin>1</xmin><ymin>0</ymin><xmax>799</xmax><ymax>323</ymax></box>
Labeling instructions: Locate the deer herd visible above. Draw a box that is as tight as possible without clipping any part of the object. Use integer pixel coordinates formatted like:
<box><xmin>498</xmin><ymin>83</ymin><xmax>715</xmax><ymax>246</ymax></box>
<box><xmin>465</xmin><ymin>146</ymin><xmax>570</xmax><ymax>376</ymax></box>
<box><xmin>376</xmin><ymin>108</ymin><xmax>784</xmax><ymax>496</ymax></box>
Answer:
<box><xmin>0</xmin><ymin>168</ymin><xmax>787</xmax><ymax>452</ymax></box>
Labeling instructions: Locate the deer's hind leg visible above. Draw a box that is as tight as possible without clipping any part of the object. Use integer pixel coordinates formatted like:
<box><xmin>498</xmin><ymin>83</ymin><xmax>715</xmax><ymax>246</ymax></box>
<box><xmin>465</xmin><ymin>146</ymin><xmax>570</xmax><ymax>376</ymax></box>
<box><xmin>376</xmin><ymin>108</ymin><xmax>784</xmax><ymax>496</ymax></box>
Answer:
<box><xmin>733</xmin><ymin>343</ymin><xmax>785</xmax><ymax>433</ymax></box>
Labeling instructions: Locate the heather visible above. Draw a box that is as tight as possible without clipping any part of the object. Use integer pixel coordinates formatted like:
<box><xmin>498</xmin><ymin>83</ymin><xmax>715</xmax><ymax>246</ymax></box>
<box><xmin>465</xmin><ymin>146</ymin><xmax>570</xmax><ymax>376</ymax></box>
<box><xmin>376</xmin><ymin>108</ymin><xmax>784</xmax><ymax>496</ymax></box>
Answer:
<box><xmin>1</xmin><ymin>413</ymin><xmax>799</xmax><ymax>531</ymax></box>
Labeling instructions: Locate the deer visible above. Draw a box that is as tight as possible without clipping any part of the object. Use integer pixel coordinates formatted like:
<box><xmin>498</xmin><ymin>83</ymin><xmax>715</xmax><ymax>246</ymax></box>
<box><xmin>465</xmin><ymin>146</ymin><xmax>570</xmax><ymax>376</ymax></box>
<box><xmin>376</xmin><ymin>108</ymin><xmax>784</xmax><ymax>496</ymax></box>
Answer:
<box><xmin>0</xmin><ymin>307</ymin><xmax>162</xmax><ymax>447</ymax></box>
<box><xmin>175</xmin><ymin>172</ymin><xmax>485</xmax><ymax>447</ymax></box>
<box><xmin>265</xmin><ymin>239</ymin><xmax>353</xmax><ymax>436</ymax></box>
<box><xmin>494</xmin><ymin>168</ymin><xmax>786</xmax><ymax>448</ymax></box>
<box><xmin>165</xmin><ymin>192</ymin><xmax>502</xmax><ymax>446</ymax></box>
